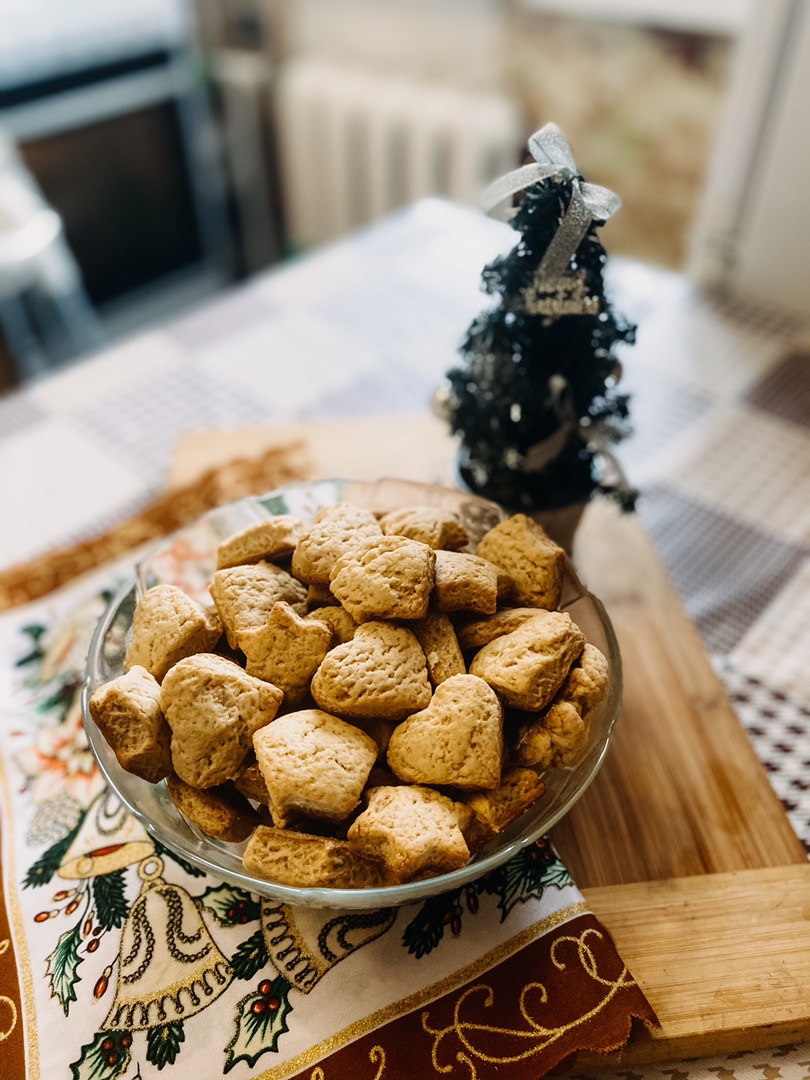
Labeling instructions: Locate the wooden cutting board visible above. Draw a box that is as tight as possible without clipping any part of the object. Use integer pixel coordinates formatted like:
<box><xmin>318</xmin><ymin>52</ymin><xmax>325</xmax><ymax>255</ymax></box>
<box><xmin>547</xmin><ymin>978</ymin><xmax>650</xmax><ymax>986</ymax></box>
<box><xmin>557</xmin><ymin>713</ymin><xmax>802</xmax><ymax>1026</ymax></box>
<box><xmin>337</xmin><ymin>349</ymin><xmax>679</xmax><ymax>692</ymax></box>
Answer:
<box><xmin>172</xmin><ymin>415</ymin><xmax>810</xmax><ymax>1068</ymax></box>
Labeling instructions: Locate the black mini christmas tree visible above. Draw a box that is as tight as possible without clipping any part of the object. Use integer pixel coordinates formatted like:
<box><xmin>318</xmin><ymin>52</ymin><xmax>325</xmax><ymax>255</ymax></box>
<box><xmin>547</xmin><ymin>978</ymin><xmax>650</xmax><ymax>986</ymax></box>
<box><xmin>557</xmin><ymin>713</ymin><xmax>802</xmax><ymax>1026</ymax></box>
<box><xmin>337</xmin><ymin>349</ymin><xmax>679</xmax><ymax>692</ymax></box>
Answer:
<box><xmin>444</xmin><ymin>124</ymin><xmax>637</xmax><ymax>512</ymax></box>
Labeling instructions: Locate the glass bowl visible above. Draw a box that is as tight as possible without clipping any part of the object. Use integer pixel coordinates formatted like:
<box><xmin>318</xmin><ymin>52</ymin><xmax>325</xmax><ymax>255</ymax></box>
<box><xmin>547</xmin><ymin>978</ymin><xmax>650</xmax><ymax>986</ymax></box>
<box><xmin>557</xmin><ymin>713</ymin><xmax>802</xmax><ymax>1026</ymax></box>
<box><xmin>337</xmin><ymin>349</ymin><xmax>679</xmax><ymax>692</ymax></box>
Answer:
<box><xmin>82</xmin><ymin>478</ymin><xmax>621</xmax><ymax>909</ymax></box>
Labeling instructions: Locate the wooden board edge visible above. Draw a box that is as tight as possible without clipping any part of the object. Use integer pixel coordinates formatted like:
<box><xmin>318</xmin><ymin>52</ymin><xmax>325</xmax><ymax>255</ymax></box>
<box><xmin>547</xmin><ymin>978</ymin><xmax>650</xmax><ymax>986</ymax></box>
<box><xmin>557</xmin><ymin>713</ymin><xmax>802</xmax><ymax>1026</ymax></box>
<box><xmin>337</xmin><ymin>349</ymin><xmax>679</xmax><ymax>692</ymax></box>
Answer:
<box><xmin>574</xmin><ymin>864</ymin><xmax>810</xmax><ymax>1069</ymax></box>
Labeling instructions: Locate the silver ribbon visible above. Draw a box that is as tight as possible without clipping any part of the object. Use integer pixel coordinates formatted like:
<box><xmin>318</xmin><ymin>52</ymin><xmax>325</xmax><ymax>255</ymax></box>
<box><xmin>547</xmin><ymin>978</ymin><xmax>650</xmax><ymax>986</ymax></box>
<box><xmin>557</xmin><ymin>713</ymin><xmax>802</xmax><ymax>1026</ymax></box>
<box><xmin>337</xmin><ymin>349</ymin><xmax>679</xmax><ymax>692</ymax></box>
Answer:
<box><xmin>483</xmin><ymin>123</ymin><xmax>622</xmax><ymax>278</ymax></box>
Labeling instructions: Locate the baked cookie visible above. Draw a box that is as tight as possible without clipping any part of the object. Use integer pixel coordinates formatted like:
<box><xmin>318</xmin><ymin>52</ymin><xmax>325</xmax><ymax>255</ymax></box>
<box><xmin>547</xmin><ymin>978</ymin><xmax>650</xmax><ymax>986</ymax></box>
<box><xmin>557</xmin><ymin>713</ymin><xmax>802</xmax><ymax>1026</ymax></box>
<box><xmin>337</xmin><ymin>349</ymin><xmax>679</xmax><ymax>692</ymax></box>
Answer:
<box><xmin>432</xmin><ymin>550</ymin><xmax>501</xmax><ymax>614</ymax></box>
<box><xmin>124</xmin><ymin>584</ymin><xmax>222</xmax><ymax>682</ymax></box>
<box><xmin>510</xmin><ymin>643</ymin><xmax>607</xmax><ymax>769</ymax></box>
<box><xmin>240</xmin><ymin>601</ymin><xmax>333</xmax><ymax>705</ymax></box>
<box><xmin>216</xmin><ymin>515</ymin><xmax>305</xmax><ymax>570</ymax></box>
<box><xmin>87</xmin><ymin>665</ymin><xmax>172</xmax><ymax>783</ymax></box>
<box><xmin>310</xmin><ymin>621</ymin><xmax>431</xmax><ymax>721</ymax></box>
<box><xmin>411</xmin><ymin>611</ymin><xmax>466</xmax><ymax>685</ymax></box>
<box><xmin>462</xmin><ymin>767</ymin><xmax>547</xmax><ymax>852</ymax></box>
<box><xmin>243</xmin><ymin>827</ymin><xmax>388</xmax><ymax>888</ymax></box>
<box><xmin>475</xmin><ymin>514</ymin><xmax>565</xmax><ymax>609</ymax></box>
<box><xmin>210</xmin><ymin>561</ymin><xmax>308</xmax><ymax>650</ymax></box>
<box><xmin>305</xmin><ymin>604</ymin><xmax>358</xmax><ymax>644</ymax></box>
<box><xmin>378</xmin><ymin>506</ymin><xmax>468</xmax><ymax>551</ymax></box>
<box><xmin>455</xmin><ymin>608</ymin><xmax>553</xmax><ymax>651</ymax></box>
<box><xmin>166</xmin><ymin>775</ymin><xmax>260</xmax><ymax>842</ymax></box>
<box><xmin>253</xmin><ymin>709</ymin><xmax>378</xmax><ymax>826</ymax></box>
<box><xmin>161</xmin><ymin>653</ymin><xmax>282</xmax><ymax>788</ymax></box>
<box><xmin>233</xmin><ymin>759</ymin><xmax>271</xmax><ymax>804</ymax></box>
<box><xmin>386</xmin><ymin>674</ymin><xmax>503</xmax><ymax>790</ymax></box>
<box><xmin>347</xmin><ymin>785</ymin><xmax>470</xmax><ymax>884</ymax></box>
<box><xmin>469</xmin><ymin>610</ymin><xmax>585</xmax><ymax>711</ymax></box>
<box><xmin>291</xmin><ymin>503</ymin><xmax>382</xmax><ymax>585</ymax></box>
<box><xmin>558</xmin><ymin>643</ymin><xmax>609</xmax><ymax>715</ymax></box>
<box><xmin>329</xmin><ymin>534</ymin><xmax>435</xmax><ymax>622</ymax></box>
<box><xmin>512</xmin><ymin>700</ymin><xmax>588</xmax><ymax>768</ymax></box>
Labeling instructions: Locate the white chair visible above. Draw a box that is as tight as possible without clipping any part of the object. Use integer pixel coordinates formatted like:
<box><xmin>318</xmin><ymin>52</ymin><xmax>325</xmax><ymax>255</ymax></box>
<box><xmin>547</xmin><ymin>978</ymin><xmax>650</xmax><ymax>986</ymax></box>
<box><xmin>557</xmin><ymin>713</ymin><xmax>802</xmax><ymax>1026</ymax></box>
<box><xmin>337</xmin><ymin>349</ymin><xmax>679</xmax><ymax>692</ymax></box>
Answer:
<box><xmin>0</xmin><ymin>132</ymin><xmax>104</xmax><ymax>383</ymax></box>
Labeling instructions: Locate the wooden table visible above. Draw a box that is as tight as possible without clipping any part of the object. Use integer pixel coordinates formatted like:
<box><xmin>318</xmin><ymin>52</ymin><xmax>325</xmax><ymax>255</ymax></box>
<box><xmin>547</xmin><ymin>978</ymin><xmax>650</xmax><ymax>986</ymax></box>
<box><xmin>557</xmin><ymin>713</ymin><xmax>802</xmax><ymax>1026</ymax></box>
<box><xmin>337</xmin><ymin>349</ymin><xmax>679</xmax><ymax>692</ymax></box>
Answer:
<box><xmin>173</xmin><ymin>412</ymin><xmax>810</xmax><ymax>1070</ymax></box>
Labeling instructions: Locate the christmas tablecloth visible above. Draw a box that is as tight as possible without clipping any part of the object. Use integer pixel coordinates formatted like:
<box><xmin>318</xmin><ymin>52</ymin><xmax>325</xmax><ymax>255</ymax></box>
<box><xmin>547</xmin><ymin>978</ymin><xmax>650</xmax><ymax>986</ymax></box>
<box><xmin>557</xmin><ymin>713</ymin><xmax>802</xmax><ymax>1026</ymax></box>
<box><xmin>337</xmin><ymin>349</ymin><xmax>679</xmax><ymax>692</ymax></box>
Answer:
<box><xmin>0</xmin><ymin>547</ymin><xmax>655</xmax><ymax>1078</ymax></box>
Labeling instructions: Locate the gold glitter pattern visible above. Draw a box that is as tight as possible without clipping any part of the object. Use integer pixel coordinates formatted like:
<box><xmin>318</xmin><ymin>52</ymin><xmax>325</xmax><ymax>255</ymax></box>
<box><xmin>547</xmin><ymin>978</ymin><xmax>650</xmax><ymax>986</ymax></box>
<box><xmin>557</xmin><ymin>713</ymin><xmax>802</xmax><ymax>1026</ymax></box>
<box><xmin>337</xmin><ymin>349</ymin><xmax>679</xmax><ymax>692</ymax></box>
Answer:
<box><xmin>422</xmin><ymin>926</ymin><xmax>636</xmax><ymax>1076</ymax></box>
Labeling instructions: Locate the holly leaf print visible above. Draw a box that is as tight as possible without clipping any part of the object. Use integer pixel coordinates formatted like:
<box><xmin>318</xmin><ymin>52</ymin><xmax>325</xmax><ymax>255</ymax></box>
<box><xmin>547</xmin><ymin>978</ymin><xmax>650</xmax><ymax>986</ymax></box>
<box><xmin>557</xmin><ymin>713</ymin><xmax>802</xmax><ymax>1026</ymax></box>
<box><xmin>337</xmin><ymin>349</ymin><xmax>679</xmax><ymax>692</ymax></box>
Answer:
<box><xmin>146</xmin><ymin>1021</ymin><xmax>185</xmax><ymax>1069</ymax></box>
<box><xmin>402</xmin><ymin>891</ymin><xmax>463</xmax><ymax>958</ymax></box>
<box><xmin>23</xmin><ymin>818</ymin><xmax>83</xmax><ymax>888</ymax></box>
<box><xmin>46</xmin><ymin>925</ymin><xmax>83</xmax><ymax>1015</ymax></box>
<box><xmin>91</xmin><ymin>869</ymin><xmax>128</xmax><ymax>930</ymax></box>
<box><xmin>16</xmin><ymin>623</ymin><xmax>47</xmax><ymax>668</ymax></box>
<box><xmin>480</xmin><ymin>841</ymin><xmax>573</xmax><ymax>919</ymax></box>
<box><xmin>224</xmin><ymin>976</ymin><xmax>292</xmax><ymax>1073</ymax></box>
<box><xmin>199</xmin><ymin>882</ymin><xmax>261</xmax><ymax>927</ymax></box>
<box><xmin>70</xmin><ymin>1030</ymin><xmax>132</xmax><ymax>1079</ymax></box>
<box><xmin>229</xmin><ymin>928</ymin><xmax>269</xmax><ymax>980</ymax></box>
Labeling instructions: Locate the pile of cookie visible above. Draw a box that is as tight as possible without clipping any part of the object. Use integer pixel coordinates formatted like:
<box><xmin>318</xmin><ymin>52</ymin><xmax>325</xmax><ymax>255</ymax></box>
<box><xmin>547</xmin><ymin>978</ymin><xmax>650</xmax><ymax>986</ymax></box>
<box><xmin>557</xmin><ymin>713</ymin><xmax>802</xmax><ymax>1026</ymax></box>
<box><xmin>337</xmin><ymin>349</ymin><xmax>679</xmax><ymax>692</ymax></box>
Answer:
<box><xmin>88</xmin><ymin>502</ymin><xmax>608</xmax><ymax>889</ymax></box>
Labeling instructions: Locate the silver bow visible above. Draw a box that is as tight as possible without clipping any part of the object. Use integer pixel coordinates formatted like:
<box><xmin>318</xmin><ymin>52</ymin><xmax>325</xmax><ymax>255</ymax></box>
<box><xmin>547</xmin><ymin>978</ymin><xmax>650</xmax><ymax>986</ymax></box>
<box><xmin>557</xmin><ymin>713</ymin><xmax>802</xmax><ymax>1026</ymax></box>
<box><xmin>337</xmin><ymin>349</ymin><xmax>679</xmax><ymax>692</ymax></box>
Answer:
<box><xmin>482</xmin><ymin>123</ymin><xmax>622</xmax><ymax>278</ymax></box>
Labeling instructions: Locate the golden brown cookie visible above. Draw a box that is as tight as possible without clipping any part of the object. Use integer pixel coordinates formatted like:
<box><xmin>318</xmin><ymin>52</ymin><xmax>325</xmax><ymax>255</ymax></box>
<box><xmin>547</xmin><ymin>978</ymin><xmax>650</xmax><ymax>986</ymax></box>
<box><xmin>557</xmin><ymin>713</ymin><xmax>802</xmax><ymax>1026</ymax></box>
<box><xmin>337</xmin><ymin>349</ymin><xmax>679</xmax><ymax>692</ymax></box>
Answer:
<box><xmin>347</xmin><ymin>785</ymin><xmax>470</xmax><ymax>884</ymax></box>
<box><xmin>233</xmin><ymin>759</ymin><xmax>271</xmax><ymax>804</ymax></box>
<box><xmin>411</xmin><ymin>611</ymin><xmax>466</xmax><ymax>685</ymax></box>
<box><xmin>386</xmin><ymin>674</ymin><xmax>503</xmax><ymax>790</ymax></box>
<box><xmin>468</xmin><ymin>610</ymin><xmax>585</xmax><ymax>711</ymax></box>
<box><xmin>291</xmin><ymin>503</ymin><xmax>382</xmax><ymax>585</ymax></box>
<box><xmin>310</xmin><ymin>621</ymin><xmax>431</xmax><ymax>721</ymax></box>
<box><xmin>432</xmin><ymin>550</ymin><xmax>501</xmax><ymax>614</ymax></box>
<box><xmin>209</xmin><ymin>561</ymin><xmax>308</xmax><ymax>650</ymax></box>
<box><xmin>88</xmin><ymin>665</ymin><xmax>172</xmax><ymax>783</ymax></box>
<box><xmin>455</xmin><ymin>608</ymin><xmax>553</xmax><ymax>651</ymax></box>
<box><xmin>253</xmin><ymin>709</ymin><xmax>378</xmax><ymax>826</ymax></box>
<box><xmin>216</xmin><ymin>515</ymin><xmax>305</xmax><ymax>569</ymax></box>
<box><xmin>240</xmin><ymin>601</ymin><xmax>333</xmax><ymax>706</ymax></box>
<box><xmin>305</xmin><ymin>604</ymin><xmax>358</xmax><ymax>644</ymax></box>
<box><xmin>161</xmin><ymin>653</ymin><xmax>282</xmax><ymax>788</ymax></box>
<box><xmin>462</xmin><ymin>767</ymin><xmax>547</xmax><ymax>852</ymax></box>
<box><xmin>166</xmin><ymin>775</ymin><xmax>260</xmax><ymax>842</ymax></box>
<box><xmin>378</xmin><ymin>506</ymin><xmax>469</xmax><ymax>551</ymax></box>
<box><xmin>557</xmin><ymin>642</ymin><xmax>609</xmax><ymax>716</ymax></box>
<box><xmin>243</xmin><ymin>826</ymin><xmax>388</xmax><ymax>888</ymax></box>
<box><xmin>329</xmin><ymin>534</ymin><xmax>436</xmax><ymax>622</ymax></box>
<box><xmin>511</xmin><ymin>700</ymin><xmax>588</xmax><ymax>768</ymax></box>
<box><xmin>124</xmin><ymin>584</ymin><xmax>222</xmax><ymax>682</ymax></box>
<box><xmin>475</xmin><ymin>513</ymin><xmax>565</xmax><ymax>609</ymax></box>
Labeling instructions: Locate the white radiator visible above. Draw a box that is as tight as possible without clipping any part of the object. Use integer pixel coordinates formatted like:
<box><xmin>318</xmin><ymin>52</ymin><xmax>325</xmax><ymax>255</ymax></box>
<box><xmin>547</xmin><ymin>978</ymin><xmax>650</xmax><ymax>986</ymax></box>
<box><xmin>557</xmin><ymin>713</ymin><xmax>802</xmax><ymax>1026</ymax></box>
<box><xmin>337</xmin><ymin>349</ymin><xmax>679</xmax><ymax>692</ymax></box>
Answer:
<box><xmin>275</xmin><ymin>58</ymin><xmax>523</xmax><ymax>249</ymax></box>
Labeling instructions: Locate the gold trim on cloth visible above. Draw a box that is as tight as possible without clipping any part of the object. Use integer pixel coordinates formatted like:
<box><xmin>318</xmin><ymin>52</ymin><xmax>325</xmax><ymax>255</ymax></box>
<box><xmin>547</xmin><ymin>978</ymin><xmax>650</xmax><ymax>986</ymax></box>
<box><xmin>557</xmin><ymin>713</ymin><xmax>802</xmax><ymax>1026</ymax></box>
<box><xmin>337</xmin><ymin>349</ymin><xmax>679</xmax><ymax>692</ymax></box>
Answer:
<box><xmin>0</xmin><ymin>755</ymin><xmax>40</xmax><ymax>1078</ymax></box>
<box><xmin>253</xmin><ymin>901</ymin><xmax>587</xmax><ymax>1080</ymax></box>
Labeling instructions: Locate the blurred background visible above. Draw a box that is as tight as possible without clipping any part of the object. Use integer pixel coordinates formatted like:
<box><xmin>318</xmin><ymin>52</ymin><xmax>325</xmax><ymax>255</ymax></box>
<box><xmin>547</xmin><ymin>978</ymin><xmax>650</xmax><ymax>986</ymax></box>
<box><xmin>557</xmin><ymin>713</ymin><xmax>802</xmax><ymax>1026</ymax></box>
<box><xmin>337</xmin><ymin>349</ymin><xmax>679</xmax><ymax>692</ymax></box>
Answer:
<box><xmin>1</xmin><ymin>0</ymin><xmax>807</xmax><ymax>394</ymax></box>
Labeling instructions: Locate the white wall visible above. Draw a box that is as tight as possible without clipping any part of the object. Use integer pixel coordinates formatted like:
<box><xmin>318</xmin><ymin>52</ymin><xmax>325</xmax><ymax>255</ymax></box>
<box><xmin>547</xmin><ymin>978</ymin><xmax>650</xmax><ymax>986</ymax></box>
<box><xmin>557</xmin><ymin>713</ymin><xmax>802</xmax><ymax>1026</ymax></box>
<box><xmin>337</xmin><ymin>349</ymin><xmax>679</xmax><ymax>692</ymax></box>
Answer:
<box><xmin>267</xmin><ymin>0</ymin><xmax>507</xmax><ymax>90</ymax></box>
<box><xmin>690</xmin><ymin>0</ymin><xmax>810</xmax><ymax>317</ymax></box>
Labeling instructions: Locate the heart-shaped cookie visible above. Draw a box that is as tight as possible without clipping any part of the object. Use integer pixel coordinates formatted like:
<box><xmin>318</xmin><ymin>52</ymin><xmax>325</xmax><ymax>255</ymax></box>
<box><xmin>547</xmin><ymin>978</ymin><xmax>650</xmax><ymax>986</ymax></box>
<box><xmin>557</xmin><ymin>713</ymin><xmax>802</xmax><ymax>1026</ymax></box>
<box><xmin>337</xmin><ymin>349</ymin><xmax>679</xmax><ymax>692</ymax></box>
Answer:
<box><xmin>386</xmin><ymin>674</ymin><xmax>503</xmax><ymax>790</ymax></box>
<box><xmin>310</xmin><ymin>621</ymin><xmax>431</xmax><ymax>721</ymax></box>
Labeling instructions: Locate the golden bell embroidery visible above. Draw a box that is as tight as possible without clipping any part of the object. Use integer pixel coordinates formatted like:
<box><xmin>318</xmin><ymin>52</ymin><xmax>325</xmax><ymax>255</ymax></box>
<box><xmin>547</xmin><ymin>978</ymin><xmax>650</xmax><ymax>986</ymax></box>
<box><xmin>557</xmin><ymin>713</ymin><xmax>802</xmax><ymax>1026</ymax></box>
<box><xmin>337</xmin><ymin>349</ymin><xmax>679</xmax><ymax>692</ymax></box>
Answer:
<box><xmin>103</xmin><ymin>855</ymin><xmax>233</xmax><ymax>1029</ymax></box>
<box><xmin>261</xmin><ymin>901</ymin><xmax>396</xmax><ymax>993</ymax></box>
<box><xmin>58</xmin><ymin>789</ymin><xmax>153</xmax><ymax>880</ymax></box>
